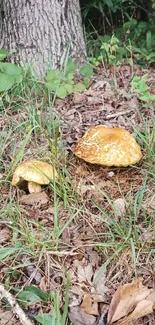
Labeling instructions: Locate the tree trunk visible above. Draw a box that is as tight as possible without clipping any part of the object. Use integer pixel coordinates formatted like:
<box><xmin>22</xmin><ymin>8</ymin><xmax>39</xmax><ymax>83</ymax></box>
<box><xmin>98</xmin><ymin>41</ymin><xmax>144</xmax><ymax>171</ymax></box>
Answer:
<box><xmin>1</xmin><ymin>0</ymin><xmax>86</xmax><ymax>76</ymax></box>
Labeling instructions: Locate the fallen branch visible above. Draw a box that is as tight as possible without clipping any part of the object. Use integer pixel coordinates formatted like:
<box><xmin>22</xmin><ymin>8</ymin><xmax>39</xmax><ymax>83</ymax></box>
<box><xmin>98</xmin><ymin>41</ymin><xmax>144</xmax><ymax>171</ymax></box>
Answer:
<box><xmin>0</xmin><ymin>283</ymin><xmax>34</xmax><ymax>325</ymax></box>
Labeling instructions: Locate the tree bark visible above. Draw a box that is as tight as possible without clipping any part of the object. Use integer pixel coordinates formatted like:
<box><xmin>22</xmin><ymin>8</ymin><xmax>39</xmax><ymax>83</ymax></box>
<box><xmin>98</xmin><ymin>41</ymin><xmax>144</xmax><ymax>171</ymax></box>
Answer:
<box><xmin>1</xmin><ymin>0</ymin><xmax>86</xmax><ymax>76</ymax></box>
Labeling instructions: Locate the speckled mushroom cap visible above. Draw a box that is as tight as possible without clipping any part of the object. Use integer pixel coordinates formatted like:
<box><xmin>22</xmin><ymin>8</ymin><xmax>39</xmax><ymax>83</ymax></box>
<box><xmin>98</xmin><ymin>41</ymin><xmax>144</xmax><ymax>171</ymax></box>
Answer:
<box><xmin>73</xmin><ymin>125</ymin><xmax>142</xmax><ymax>166</ymax></box>
<box><xmin>12</xmin><ymin>160</ymin><xmax>57</xmax><ymax>186</ymax></box>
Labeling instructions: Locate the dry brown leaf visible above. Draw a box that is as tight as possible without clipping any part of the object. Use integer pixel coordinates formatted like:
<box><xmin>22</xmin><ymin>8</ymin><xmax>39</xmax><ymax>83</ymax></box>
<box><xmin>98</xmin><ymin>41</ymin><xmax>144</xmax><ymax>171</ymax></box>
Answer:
<box><xmin>113</xmin><ymin>198</ymin><xmax>127</xmax><ymax>216</ymax></box>
<box><xmin>92</xmin><ymin>269</ymin><xmax>107</xmax><ymax>300</ymax></box>
<box><xmin>19</xmin><ymin>191</ymin><xmax>49</xmax><ymax>206</ymax></box>
<box><xmin>21</xmin><ymin>255</ymin><xmax>42</xmax><ymax>284</ymax></box>
<box><xmin>73</xmin><ymin>260</ymin><xmax>94</xmax><ymax>284</ymax></box>
<box><xmin>107</xmin><ymin>278</ymin><xmax>151</xmax><ymax>324</ymax></box>
<box><xmin>115</xmin><ymin>300</ymin><xmax>155</xmax><ymax>324</ymax></box>
<box><xmin>146</xmin><ymin>290</ymin><xmax>155</xmax><ymax>302</ymax></box>
<box><xmin>73</xmin><ymin>93</ymin><xmax>87</xmax><ymax>104</ymax></box>
<box><xmin>0</xmin><ymin>227</ymin><xmax>11</xmax><ymax>243</ymax></box>
<box><xmin>86</xmin><ymin>249</ymin><xmax>100</xmax><ymax>268</ymax></box>
<box><xmin>69</xmin><ymin>285</ymin><xmax>84</xmax><ymax>307</ymax></box>
<box><xmin>126</xmin><ymin>300</ymin><xmax>154</xmax><ymax>322</ymax></box>
<box><xmin>81</xmin><ymin>293</ymin><xmax>99</xmax><ymax>316</ymax></box>
<box><xmin>75</xmin><ymin>165</ymin><xmax>90</xmax><ymax>176</ymax></box>
<box><xmin>68</xmin><ymin>306</ymin><xmax>96</xmax><ymax>325</ymax></box>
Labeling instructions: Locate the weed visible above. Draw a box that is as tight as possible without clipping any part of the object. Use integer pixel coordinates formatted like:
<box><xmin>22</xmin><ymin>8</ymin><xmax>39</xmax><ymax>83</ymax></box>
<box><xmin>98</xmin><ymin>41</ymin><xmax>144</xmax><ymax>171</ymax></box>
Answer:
<box><xmin>45</xmin><ymin>59</ymin><xmax>93</xmax><ymax>99</ymax></box>
<box><xmin>0</xmin><ymin>49</ymin><xmax>23</xmax><ymax>92</ymax></box>
<box><xmin>131</xmin><ymin>74</ymin><xmax>155</xmax><ymax>107</ymax></box>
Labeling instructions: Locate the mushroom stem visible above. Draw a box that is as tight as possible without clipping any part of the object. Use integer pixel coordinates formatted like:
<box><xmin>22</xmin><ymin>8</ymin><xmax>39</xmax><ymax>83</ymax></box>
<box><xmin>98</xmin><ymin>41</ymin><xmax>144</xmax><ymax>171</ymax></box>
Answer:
<box><xmin>28</xmin><ymin>181</ymin><xmax>42</xmax><ymax>193</ymax></box>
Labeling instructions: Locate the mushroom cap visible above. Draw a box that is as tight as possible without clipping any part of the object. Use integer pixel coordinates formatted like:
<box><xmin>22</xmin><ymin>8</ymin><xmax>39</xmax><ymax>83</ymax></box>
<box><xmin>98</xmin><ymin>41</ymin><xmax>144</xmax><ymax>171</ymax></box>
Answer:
<box><xmin>12</xmin><ymin>160</ymin><xmax>57</xmax><ymax>186</ymax></box>
<box><xmin>73</xmin><ymin>125</ymin><xmax>142</xmax><ymax>166</ymax></box>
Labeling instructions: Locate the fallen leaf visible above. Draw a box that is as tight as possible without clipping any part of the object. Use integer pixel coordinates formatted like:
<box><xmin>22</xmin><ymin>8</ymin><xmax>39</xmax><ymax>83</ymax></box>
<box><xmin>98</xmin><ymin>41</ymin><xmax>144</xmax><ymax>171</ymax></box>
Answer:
<box><xmin>75</xmin><ymin>165</ymin><xmax>90</xmax><ymax>176</ymax></box>
<box><xmin>86</xmin><ymin>248</ymin><xmax>100</xmax><ymax>268</ymax></box>
<box><xmin>126</xmin><ymin>300</ymin><xmax>154</xmax><ymax>322</ymax></box>
<box><xmin>21</xmin><ymin>255</ymin><xmax>42</xmax><ymax>284</ymax></box>
<box><xmin>146</xmin><ymin>290</ymin><xmax>155</xmax><ymax>302</ymax></box>
<box><xmin>74</xmin><ymin>260</ymin><xmax>93</xmax><ymax>284</ymax></box>
<box><xmin>73</xmin><ymin>93</ymin><xmax>87</xmax><ymax>104</ymax></box>
<box><xmin>113</xmin><ymin>198</ymin><xmax>127</xmax><ymax>216</ymax></box>
<box><xmin>116</xmin><ymin>300</ymin><xmax>155</xmax><ymax>324</ymax></box>
<box><xmin>69</xmin><ymin>285</ymin><xmax>84</xmax><ymax>307</ymax></box>
<box><xmin>0</xmin><ymin>227</ymin><xmax>11</xmax><ymax>243</ymax></box>
<box><xmin>19</xmin><ymin>191</ymin><xmax>49</xmax><ymax>206</ymax></box>
<box><xmin>107</xmin><ymin>278</ymin><xmax>151</xmax><ymax>324</ymax></box>
<box><xmin>68</xmin><ymin>306</ymin><xmax>96</xmax><ymax>325</ymax></box>
<box><xmin>92</xmin><ymin>270</ymin><xmax>107</xmax><ymax>300</ymax></box>
<box><xmin>77</xmin><ymin>182</ymin><xmax>96</xmax><ymax>195</ymax></box>
<box><xmin>81</xmin><ymin>293</ymin><xmax>99</xmax><ymax>315</ymax></box>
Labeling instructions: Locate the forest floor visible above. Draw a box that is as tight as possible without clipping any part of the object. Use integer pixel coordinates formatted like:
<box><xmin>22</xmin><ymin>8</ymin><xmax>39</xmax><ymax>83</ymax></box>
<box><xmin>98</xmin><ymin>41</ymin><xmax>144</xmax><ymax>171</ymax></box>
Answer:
<box><xmin>0</xmin><ymin>64</ymin><xmax>155</xmax><ymax>325</ymax></box>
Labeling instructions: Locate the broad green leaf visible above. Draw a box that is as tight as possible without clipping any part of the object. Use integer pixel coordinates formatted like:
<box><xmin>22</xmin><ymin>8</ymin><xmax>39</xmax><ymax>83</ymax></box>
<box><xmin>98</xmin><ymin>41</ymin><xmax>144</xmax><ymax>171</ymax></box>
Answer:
<box><xmin>17</xmin><ymin>291</ymin><xmax>40</xmax><ymax>306</ymax></box>
<box><xmin>80</xmin><ymin>65</ymin><xmax>93</xmax><ymax>78</ymax></box>
<box><xmin>140</xmin><ymin>93</ymin><xmax>155</xmax><ymax>101</ymax></box>
<box><xmin>83</xmin><ymin>78</ymin><xmax>89</xmax><ymax>88</ymax></box>
<box><xmin>0</xmin><ymin>73</ymin><xmax>15</xmax><ymax>91</ymax></box>
<box><xmin>73</xmin><ymin>82</ymin><xmax>86</xmax><ymax>92</ymax></box>
<box><xmin>123</xmin><ymin>19</ymin><xmax>137</xmax><ymax>30</ymax></box>
<box><xmin>66</xmin><ymin>72</ymin><xmax>74</xmax><ymax>80</ymax></box>
<box><xmin>64</xmin><ymin>83</ymin><xmax>73</xmax><ymax>94</ymax></box>
<box><xmin>139</xmin><ymin>82</ymin><xmax>149</xmax><ymax>92</ymax></box>
<box><xmin>24</xmin><ymin>286</ymin><xmax>48</xmax><ymax>302</ymax></box>
<box><xmin>0</xmin><ymin>63</ymin><xmax>22</xmax><ymax>76</ymax></box>
<box><xmin>14</xmin><ymin>74</ymin><xmax>23</xmax><ymax>83</ymax></box>
<box><xmin>35</xmin><ymin>313</ymin><xmax>55</xmax><ymax>325</ymax></box>
<box><xmin>0</xmin><ymin>49</ymin><xmax>8</xmax><ymax>61</ymax></box>
<box><xmin>148</xmin><ymin>52</ymin><xmax>155</xmax><ymax>59</ymax></box>
<box><xmin>103</xmin><ymin>0</ymin><xmax>113</xmax><ymax>7</ymax></box>
<box><xmin>57</xmin><ymin>86</ymin><xmax>67</xmax><ymax>98</ymax></box>
<box><xmin>66</xmin><ymin>60</ymin><xmax>77</xmax><ymax>73</ymax></box>
<box><xmin>46</xmin><ymin>69</ymin><xmax>60</xmax><ymax>81</ymax></box>
<box><xmin>45</xmin><ymin>82</ymin><xmax>58</xmax><ymax>91</ymax></box>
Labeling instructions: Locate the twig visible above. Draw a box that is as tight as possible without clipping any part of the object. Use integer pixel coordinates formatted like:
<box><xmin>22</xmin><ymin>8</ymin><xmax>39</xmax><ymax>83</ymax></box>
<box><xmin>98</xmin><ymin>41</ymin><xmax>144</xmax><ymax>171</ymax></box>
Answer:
<box><xmin>105</xmin><ymin>109</ymin><xmax>133</xmax><ymax>119</ymax></box>
<box><xmin>0</xmin><ymin>283</ymin><xmax>34</xmax><ymax>325</ymax></box>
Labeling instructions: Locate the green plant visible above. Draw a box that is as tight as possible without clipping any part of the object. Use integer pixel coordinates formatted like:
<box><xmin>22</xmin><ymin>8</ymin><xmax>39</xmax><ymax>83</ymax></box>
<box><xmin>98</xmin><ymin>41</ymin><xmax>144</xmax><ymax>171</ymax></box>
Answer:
<box><xmin>0</xmin><ymin>49</ymin><xmax>23</xmax><ymax>92</ymax></box>
<box><xmin>12</xmin><ymin>276</ymin><xmax>70</xmax><ymax>325</ymax></box>
<box><xmin>100</xmin><ymin>35</ymin><xmax>120</xmax><ymax>65</ymax></box>
<box><xmin>131</xmin><ymin>74</ymin><xmax>155</xmax><ymax>104</ymax></box>
<box><xmin>45</xmin><ymin>60</ymin><xmax>93</xmax><ymax>99</ymax></box>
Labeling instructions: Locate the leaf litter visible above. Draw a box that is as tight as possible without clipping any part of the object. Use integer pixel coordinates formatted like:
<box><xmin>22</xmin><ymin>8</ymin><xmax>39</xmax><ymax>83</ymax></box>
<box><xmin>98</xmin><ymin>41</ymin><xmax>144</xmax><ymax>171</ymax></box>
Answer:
<box><xmin>0</xmin><ymin>64</ymin><xmax>155</xmax><ymax>324</ymax></box>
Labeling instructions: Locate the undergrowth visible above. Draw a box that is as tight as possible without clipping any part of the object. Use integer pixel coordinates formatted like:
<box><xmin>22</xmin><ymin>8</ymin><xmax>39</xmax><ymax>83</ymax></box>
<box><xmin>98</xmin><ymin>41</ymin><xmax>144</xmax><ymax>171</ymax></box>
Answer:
<box><xmin>0</xmin><ymin>62</ymin><xmax>155</xmax><ymax>324</ymax></box>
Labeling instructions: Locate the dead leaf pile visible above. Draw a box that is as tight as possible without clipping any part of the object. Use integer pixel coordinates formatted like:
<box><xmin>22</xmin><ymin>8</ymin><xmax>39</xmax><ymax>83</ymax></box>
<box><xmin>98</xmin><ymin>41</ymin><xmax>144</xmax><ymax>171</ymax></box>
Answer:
<box><xmin>107</xmin><ymin>278</ymin><xmax>155</xmax><ymax>324</ymax></box>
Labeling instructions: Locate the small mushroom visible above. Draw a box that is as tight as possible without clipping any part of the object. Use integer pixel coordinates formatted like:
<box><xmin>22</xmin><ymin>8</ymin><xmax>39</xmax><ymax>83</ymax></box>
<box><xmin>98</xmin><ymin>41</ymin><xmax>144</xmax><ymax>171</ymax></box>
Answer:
<box><xmin>73</xmin><ymin>125</ymin><xmax>142</xmax><ymax>166</ymax></box>
<box><xmin>12</xmin><ymin>160</ymin><xmax>57</xmax><ymax>193</ymax></box>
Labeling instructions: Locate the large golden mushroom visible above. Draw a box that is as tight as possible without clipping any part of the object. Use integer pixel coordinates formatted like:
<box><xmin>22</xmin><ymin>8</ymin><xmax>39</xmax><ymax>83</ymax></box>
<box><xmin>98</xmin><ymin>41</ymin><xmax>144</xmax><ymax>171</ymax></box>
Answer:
<box><xmin>73</xmin><ymin>125</ymin><xmax>142</xmax><ymax>166</ymax></box>
<box><xmin>12</xmin><ymin>160</ymin><xmax>57</xmax><ymax>193</ymax></box>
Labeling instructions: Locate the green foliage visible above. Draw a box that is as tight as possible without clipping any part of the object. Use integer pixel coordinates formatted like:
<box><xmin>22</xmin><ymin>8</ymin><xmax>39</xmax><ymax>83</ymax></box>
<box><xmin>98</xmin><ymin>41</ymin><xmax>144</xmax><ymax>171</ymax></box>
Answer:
<box><xmin>79</xmin><ymin>65</ymin><xmax>94</xmax><ymax>77</ymax></box>
<box><xmin>0</xmin><ymin>49</ymin><xmax>23</xmax><ymax>92</ymax></box>
<box><xmin>16</xmin><ymin>286</ymin><xmax>48</xmax><ymax>306</ymax></box>
<box><xmin>100</xmin><ymin>35</ymin><xmax>120</xmax><ymax>65</ymax></box>
<box><xmin>12</xmin><ymin>276</ymin><xmax>69</xmax><ymax>325</ymax></box>
<box><xmin>0</xmin><ymin>243</ymin><xmax>22</xmax><ymax>261</ymax></box>
<box><xmin>83</xmin><ymin>0</ymin><xmax>155</xmax><ymax>66</ymax></box>
<box><xmin>35</xmin><ymin>314</ymin><xmax>54</xmax><ymax>325</ymax></box>
<box><xmin>131</xmin><ymin>74</ymin><xmax>155</xmax><ymax>103</ymax></box>
<box><xmin>45</xmin><ymin>60</ymin><xmax>93</xmax><ymax>99</ymax></box>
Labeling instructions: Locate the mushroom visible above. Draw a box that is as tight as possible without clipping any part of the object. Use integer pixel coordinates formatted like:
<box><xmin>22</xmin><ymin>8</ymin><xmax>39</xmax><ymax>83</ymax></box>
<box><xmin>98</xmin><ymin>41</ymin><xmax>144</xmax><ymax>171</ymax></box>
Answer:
<box><xmin>12</xmin><ymin>160</ymin><xmax>57</xmax><ymax>193</ymax></box>
<box><xmin>73</xmin><ymin>125</ymin><xmax>142</xmax><ymax>166</ymax></box>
